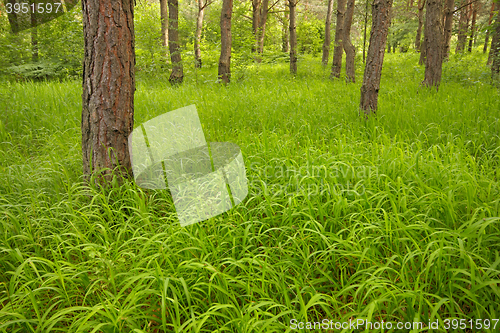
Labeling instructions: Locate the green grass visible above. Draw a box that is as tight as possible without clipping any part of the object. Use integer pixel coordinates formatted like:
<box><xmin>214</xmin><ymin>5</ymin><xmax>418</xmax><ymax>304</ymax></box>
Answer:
<box><xmin>1</xmin><ymin>52</ymin><xmax>500</xmax><ymax>332</ymax></box>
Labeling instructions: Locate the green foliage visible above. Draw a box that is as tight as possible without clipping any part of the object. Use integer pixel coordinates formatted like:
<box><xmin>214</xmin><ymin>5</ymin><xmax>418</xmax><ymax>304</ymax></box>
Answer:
<box><xmin>297</xmin><ymin>16</ymin><xmax>324</xmax><ymax>55</ymax></box>
<box><xmin>1</xmin><ymin>53</ymin><xmax>500</xmax><ymax>331</ymax></box>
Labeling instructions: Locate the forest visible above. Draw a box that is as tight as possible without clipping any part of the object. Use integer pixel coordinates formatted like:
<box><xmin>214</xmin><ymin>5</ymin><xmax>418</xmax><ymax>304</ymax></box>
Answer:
<box><xmin>0</xmin><ymin>0</ymin><xmax>500</xmax><ymax>331</ymax></box>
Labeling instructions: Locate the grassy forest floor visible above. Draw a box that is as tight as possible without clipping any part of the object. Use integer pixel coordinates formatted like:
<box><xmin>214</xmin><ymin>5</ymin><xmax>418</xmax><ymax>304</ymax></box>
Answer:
<box><xmin>1</xmin><ymin>52</ymin><xmax>500</xmax><ymax>332</ymax></box>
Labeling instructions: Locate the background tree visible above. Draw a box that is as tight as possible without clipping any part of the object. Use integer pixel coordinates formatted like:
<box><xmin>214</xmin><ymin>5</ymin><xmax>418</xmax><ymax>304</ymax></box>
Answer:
<box><xmin>282</xmin><ymin>4</ymin><xmax>290</xmax><ymax>52</ymax></box>
<box><xmin>160</xmin><ymin>0</ymin><xmax>169</xmax><ymax>59</ymax></box>
<box><xmin>442</xmin><ymin>0</ymin><xmax>454</xmax><ymax>60</ymax></box>
<box><xmin>168</xmin><ymin>0</ymin><xmax>183</xmax><ymax>84</ymax></box>
<box><xmin>422</xmin><ymin>0</ymin><xmax>443</xmax><ymax>88</ymax></box>
<box><xmin>219</xmin><ymin>0</ymin><xmax>233</xmax><ymax>83</ymax></box>
<box><xmin>484</xmin><ymin>2</ymin><xmax>495</xmax><ymax>53</ymax></box>
<box><xmin>456</xmin><ymin>0</ymin><xmax>470</xmax><ymax>53</ymax></box>
<box><xmin>344</xmin><ymin>0</ymin><xmax>356</xmax><ymax>82</ymax></box>
<box><xmin>322</xmin><ymin>0</ymin><xmax>334</xmax><ymax>66</ymax></box>
<box><xmin>415</xmin><ymin>0</ymin><xmax>425</xmax><ymax>51</ymax></box>
<box><xmin>289</xmin><ymin>0</ymin><xmax>298</xmax><ymax>74</ymax></box>
<box><xmin>195</xmin><ymin>0</ymin><xmax>213</xmax><ymax>68</ymax></box>
<box><xmin>468</xmin><ymin>1</ymin><xmax>478</xmax><ymax>52</ymax></box>
<box><xmin>360</xmin><ymin>0</ymin><xmax>393</xmax><ymax>115</ymax></box>
<box><xmin>81</xmin><ymin>0</ymin><xmax>135</xmax><ymax>183</ymax></box>
<box><xmin>331</xmin><ymin>0</ymin><xmax>347</xmax><ymax>78</ymax></box>
<box><xmin>491</xmin><ymin>0</ymin><xmax>500</xmax><ymax>78</ymax></box>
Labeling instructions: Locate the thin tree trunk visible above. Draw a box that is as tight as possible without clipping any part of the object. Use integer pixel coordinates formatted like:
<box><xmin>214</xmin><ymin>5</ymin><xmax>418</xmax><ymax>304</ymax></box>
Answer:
<box><xmin>415</xmin><ymin>0</ymin><xmax>425</xmax><ymax>51</ymax></box>
<box><xmin>282</xmin><ymin>7</ymin><xmax>289</xmax><ymax>53</ymax></box>
<box><xmin>194</xmin><ymin>0</ymin><xmax>205</xmax><ymax>68</ymax></box>
<box><xmin>257</xmin><ymin>0</ymin><xmax>269</xmax><ymax>55</ymax></box>
<box><xmin>484</xmin><ymin>2</ymin><xmax>495</xmax><ymax>53</ymax></box>
<box><xmin>252</xmin><ymin>0</ymin><xmax>260</xmax><ymax>53</ymax></box>
<box><xmin>442</xmin><ymin>0</ymin><xmax>453</xmax><ymax>60</ymax></box>
<box><xmin>31</xmin><ymin>10</ymin><xmax>38</xmax><ymax>62</ymax></box>
<box><xmin>168</xmin><ymin>0</ymin><xmax>183</xmax><ymax>84</ymax></box>
<box><xmin>344</xmin><ymin>0</ymin><xmax>356</xmax><ymax>82</ymax></box>
<box><xmin>360</xmin><ymin>0</ymin><xmax>393</xmax><ymax>116</ymax></box>
<box><xmin>422</xmin><ymin>0</ymin><xmax>443</xmax><ymax>89</ymax></box>
<box><xmin>160</xmin><ymin>0</ymin><xmax>169</xmax><ymax>60</ymax></box>
<box><xmin>456</xmin><ymin>0</ymin><xmax>469</xmax><ymax>53</ymax></box>
<box><xmin>491</xmin><ymin>0</ymin><xmax>500</xmax><ymax>75</ymax></box>
<box><xmin>363</xmin><ymin>0</ymin><xmax>369</xmax><ymax>62</ymax></box>
<box><xmin>81</xmin><ymin>0</ymin><xmax>135</xmax><ymax>184</ymax></box>
<box><xmin>289</xmin><ymin>0</ymin><xmax>297</xmax><ymax>74</ymax></box>
<box><xmin>219</xmin><ymin>0</ymin><xmax>233</xmax><ymax>83</ymax></box>
<box><xmin>468</xmin><ymin>1</ymin><xmax>477</xmax><ymax>52</ymax></box>
<box><xmin>331</xmin><ymin>0</ymin><xmax>347</xmax><ymax>78</ymax></box>
<box><xmin>322</xmin><ymin>0</ymin><xmax>334</xmax><ymax>66</ymax></box>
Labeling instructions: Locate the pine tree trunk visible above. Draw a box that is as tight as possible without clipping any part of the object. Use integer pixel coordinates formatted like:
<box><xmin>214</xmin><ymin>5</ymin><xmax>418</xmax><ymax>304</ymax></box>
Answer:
<box><xmin>484</xmin><ymin>2</ymin><xmax>495</xmax><ymax>53</ymax></box>
<box><xmin>468</xmin><ymin>2</ymin><xmax>477</xmax><ymax>52</ymax></box>
<box><xmin>344</xmin><ymin>0</ymin><xmax>356</xmax><ymax>82</ymax></box>
<box><xmin>442</xmin><ymin>0</ymin><xmax>453</xmax><ymax>60</ymax></box>
<box><xmin>491</xmin><ymin>0</ymin><xmax>500</xmax><ymax>78</ymax></box>
<box><xmin>456</xmin><ymin>0</ymin><xmax>469</xmax><ymax>53</ymax></box>
<box><xmin>160</xmin><ymin>0</ymin><xmax>169</xmax><ymax>60</ymax></box>
<box><xmin>194</xmin><ymin>0</ymin><xmax>205</xmax><ymax>68</ymax></box>
<box><xmin>168</xmin><ymin>0</ymin><xmax>183</xmax><ymax>84</ymax></box>
<box><xmin>219</xmin><ymin>0</ymin><xmax>233</xmax><ymax>83</ymax></box>
<box><xmin>331</xmin><ymin>0</ymin><xmax>347</xmax><ymax>78</ymax></box>
<box><xmin>322</xmin><ymin>0</ymin><xmax>334</xmax><ymax>66</ymax></box>
<box><xmin>422</xmin><ymin>0</ymin><xmax>443</xmax><ymax>89</ymax></box>
<box><xmin>360</xmin><ymin>0</ymin><xmax>393</xmax><ymax>116</ymax></box>
<box><xmin>415</xmin><ymin>0</ymin><xmax>425</xmax><ymax>51</ymax></box>
<box><xmin>289</xmin><ymin>0</ymin><xmax>297</xmax><ymax>74</ymax></box>
<box><xmin>81</xmin><ymin>0</ymin><xmax>135</xmax><ymax>184</ymax></box>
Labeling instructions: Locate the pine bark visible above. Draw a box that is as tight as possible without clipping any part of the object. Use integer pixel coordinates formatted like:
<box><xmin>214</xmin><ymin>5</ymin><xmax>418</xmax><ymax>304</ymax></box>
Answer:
<box><xmin>81</xmin><ymin>0</ymin><xmax>135</xmax><ymax>184</ymax></box>
<box><xmin>442</xmin><ymin>0</ymin><xmax>453</xmax><ymax>60</ymax></box>
<box><xmin>359</xmin><ymin>0</ymin><xmax>393</xmax><ymax>116</ymax></box>
<box><xmin>331</xmin><ymin>0</ymin><xmax>347</xmax><ymax>78</ymax></box>
<box><xmin>195</xmin><ymin>0</ymin><xmax>205</xmax><ymax>68</ymax></box>
<box><xmin>415</xmin><ymin>0</ymin><xmax>425</xmax><ymax>51</ymax></box>
<box><xmin>344</xmin><ymin>0</ymin><xmax>356</xmax><ymax>82</ymax></box>
<box><xmin>289</xmin><ymin>0</ymin><xmax>297</xmax><ymax>74</ymax></box>
<box><xmin>219</xmin><ymin>0</ymin><xmax>233</xmax><ymax>83</ymax></box>
<box><xmin>168</xmin><ymin>0</ymin><xmax>183</xmax><ymax>84</ymax></box>
<box><xmin>422</xmin><ymin>0</ymin><xmax>443</xmax><ymax>89</ymax></box>
<box><xmin>322</xmin><ymin>0</ymin><xmax>334</xmax><ymax>66</ymax></box>
<box><xmin>160</xmin><ymin>0</ymin><xmax>169</xmax><ymax>59</ymax></box>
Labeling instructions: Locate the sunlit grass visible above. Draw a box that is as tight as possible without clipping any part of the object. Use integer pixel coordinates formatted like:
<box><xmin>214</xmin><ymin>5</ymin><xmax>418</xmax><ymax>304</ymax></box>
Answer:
<box><xmin>1</xmin><ymin>53</ymin><xmax>499</xmax><ymax>332</ymax></box>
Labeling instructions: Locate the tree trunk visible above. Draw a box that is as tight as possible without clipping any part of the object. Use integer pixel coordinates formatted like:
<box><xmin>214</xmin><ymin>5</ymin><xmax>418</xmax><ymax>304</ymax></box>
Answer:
<box><xmin>194</xmin><ymin>0</ymin><xmax>205</xmax><ymax>68</ymax></box>
<box><xmin>415</xmin><ymin>0</ymin><xmax>425</xmax><ymax>51</ymax></box>
<box><xmin>252</xmin><ymin>0</ymin><xmax>260</xmax><ymax>53</ymax></box>
<box><xmin>289</xmin><ymin>0</ymin><xmax>297</xmax><ymax>74</ymax></box>
<box><xmin>422</xmin><ymin>0</ymin><xmax>443</xmax><ymax>89</ymax></box>
<box><xmin>330</xmin><ymin>0</ymin><xmax>347</xmax><ymax>78</ymax></box>
<box><xmin>484</xmin><ymin>2</ymin><xmax>495</xmax><ymax>53</ymax></box>
<box><xmin>160</xmin><ymin>0</ymin><xmax>169</xmax><ymax>60</ymax></box>
<box><xmin>456</xmin><ymin>0</ymin><xmax>469</xmax><ymax>53</ymax></box>
<box><xmin>322</xmin><ymin>0</ymin><xmax>334</xmax><ymax>66</ymax></box>
<box><xmin>363</xmin><ymin>0</ymin><xmax>369</xmax><ymax>62</ymax></box>
<box><xmin>282</xmin><ymin>8</ymin><xmax>289</xmax><ymax>53</ymax></box>
<box><xmin>359</xmin><ymin>0</ymin><xmax>393</xmax><ymax>116</ymax></box>
<box><xmin>168</xmin><ymin>0</ymin><xmax>183</xmax><ymax>84</ymax></box>
<box><xmin>468</xmin><ymin>1</ymin><xmax>477</xmax><ymax>52</ymax></box>
<box><xmin>419</xmin><ymin>38</ymin><xmax>427</xmax><ymax>64</ymax></box>
<box><xmin>442</xmin><ymin>0</ymin><xmax>453</xmax><ymax>60</ymax></box>
<box><xmin>31</xmin><ymin>10</ymin><xmax>38</xmax><ymax>62</ymax></box>
<box><xmin>219</xmin><ymin>0</ymin><xmax>233</xmax><ymax>83</ymax></box>
<box><xmin>491</xmin><ymin>0</ymin><xmax>500</xmax><ymax>78</ymax></box>
<box><xmin>344</xmin><ymin>0</ymin><xmax>356</xmax><ymax>82</ymax></box>
<box><xmin>81</xmin><ymin>0</ymin><xmax>135</xmax><ymax>184</ymax></box>
<box><xmin>257</xmin><ymin>0</ymin><xmax>269</xmax><ymax>55</ymax></box>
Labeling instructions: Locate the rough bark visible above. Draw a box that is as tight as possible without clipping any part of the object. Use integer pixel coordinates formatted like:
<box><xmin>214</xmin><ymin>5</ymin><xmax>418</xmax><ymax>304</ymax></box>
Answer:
<box><xmin>442</xmin><ymin>0</ymin><xmax>453</xmax><ymax>60</ymax></box>
<box><xmin>195</xmin><ymin>0</ymin><xmax>206</xmax><ymax>68</ymax></box>
<box><xmin>415</xmin><ymin>0</ymin><xmax>425</xmax><ymax>51</ymax></box>
<box><xmin>289</xmin><ymin>0</ymin><xmax>297</xmax><ymax>74</ymax></box>
<box><xmin>359</xmin><ymin>0</ymin><xmax>393</xmax><ymax>116</ymax></box>
<box><xmin>282</xmin><ymin>8</ymin><xmax>289</xmax><ymax>53</ymax></box>
<box><xmin>331</xmin><ymin>0</ymin><xmax>347</xmax><ymax>78</ymax></box>
<box><xmin>344</xmin><ymin>0</ymin><xmax>356</xmax><ymax>82</ymax></box>
<box><xmin>491</xmin><ymin>0</ymin><xmax>500</xmax><ymax>78</ymax></box>
<box><xmin>422</xmin><ymin>0</ymin><xmax>443</xmax><ymax>89</ymax></box>
<box><xmin>168</xmin><ymin>0</ymin><xmax>183</xmax><ymax>84</ymax></box>
<box><xmin>456</xmin><ymin>0</ymin><xmax>469</xmax><ymax>53</ymax></box>
<box><xmin>322</xmin><ymin>0</ymin><xmax>334</xmax><ymax>66</ymax></box>
<box><xmin>484</xmin><ymin>2</ymin><xmax>495</xmax><ymax>53</ymax></box>
<box><xmin>468</xmin><ymin>2</ymin><xmax>477</xmax><ymax>52</ymax></box>
<box><xmin>81</xmin><ymin>0</ymin><xmax>135</xmax><ymax>184</ymax></box>
<box><xmin>160</xmin><ymin>0</ymin><xmax>169</xmax><ymax>59</ymax></box>
<box><xmin>219</xmin><ymin>0</ymin><xmax>233</xmax><ymax>83</ymax></box>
